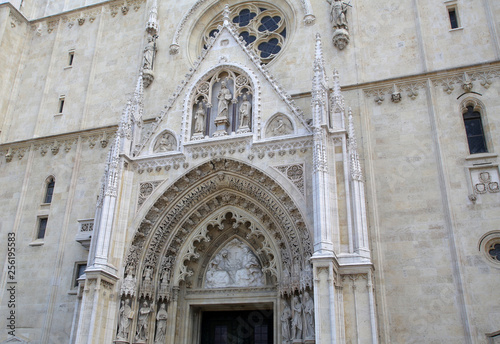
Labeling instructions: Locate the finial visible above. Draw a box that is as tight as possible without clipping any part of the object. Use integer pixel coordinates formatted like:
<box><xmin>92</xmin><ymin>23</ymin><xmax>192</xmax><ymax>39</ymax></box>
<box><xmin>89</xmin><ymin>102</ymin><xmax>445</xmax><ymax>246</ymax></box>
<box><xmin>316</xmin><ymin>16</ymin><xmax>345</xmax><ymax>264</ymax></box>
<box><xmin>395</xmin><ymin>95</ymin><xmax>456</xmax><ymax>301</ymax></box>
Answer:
<box><xmin>223</xmin><ymin>4</ymin><xmax>231</xmax><ymax>24</ymax></box>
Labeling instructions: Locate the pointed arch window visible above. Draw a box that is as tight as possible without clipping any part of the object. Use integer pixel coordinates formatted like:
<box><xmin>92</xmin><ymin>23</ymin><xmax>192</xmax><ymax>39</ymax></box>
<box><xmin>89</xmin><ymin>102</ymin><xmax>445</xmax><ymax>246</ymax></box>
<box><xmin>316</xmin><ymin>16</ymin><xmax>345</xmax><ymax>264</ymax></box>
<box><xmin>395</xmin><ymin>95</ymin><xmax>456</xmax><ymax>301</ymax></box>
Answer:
<box><xmin>463</xmin><ymin>106</ymin><xmax>488</xmax><ymax>154</ymax></box>
<box><xmin>44</xmin><ymin>177</ymin><xmax>55</xmax><ymax>204</ymax></box>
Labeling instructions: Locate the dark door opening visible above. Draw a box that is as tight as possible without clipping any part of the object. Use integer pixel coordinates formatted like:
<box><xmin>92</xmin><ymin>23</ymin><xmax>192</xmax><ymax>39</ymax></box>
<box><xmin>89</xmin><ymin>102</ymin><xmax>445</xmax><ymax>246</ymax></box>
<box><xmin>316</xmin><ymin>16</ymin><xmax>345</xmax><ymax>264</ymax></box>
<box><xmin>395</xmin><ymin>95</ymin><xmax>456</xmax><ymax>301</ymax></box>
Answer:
<box><xmin>200</xmin><ymin>310</ymin><xmax>273</xmax><ymax>344</ymax></box>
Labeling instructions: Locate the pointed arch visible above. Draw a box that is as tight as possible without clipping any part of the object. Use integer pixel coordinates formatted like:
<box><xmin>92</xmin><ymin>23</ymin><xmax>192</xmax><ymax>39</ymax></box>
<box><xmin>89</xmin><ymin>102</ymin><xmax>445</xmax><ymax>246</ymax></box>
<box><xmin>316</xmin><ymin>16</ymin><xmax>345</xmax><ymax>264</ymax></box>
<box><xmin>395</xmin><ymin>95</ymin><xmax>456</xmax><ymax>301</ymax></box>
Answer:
<box><xmin>169</xmin><ymin>0</ymin><xmax>314</xmax><ymax>55</ymax></box>
<box><xmin>182</xmin><ymin>63</ymin><xmax>261</xmax><ymax>142</ymax></box>
<box><xmin>122</xmin><ymin>158</ymin><xmax>313</xmax><ymax>301</ymax></box>
<box><xmin>459</xmin><ymin>97</ymin><xmax>490</xmax><ymax>154</ymax></box>
<box><xmin>43</xmin><ymin>175</ymin><xmax>55</xmax><ymax>204</ymax></box>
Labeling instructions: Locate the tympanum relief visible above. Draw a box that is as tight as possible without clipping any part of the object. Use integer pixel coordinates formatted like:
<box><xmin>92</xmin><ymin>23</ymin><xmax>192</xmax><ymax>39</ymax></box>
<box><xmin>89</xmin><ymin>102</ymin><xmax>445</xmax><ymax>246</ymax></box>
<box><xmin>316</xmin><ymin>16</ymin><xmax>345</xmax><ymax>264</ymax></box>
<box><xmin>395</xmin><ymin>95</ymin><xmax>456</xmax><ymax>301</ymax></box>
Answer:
<box><xmin>266</xmin><ymin>114</ymin><xmax>294</xmax><ymax>137</ymax></box>
<box><xmin>153</xmin><ymin>131</ymin><xmax>176</xmax><ymax>153</ymax></box>
<box><xmin>191</xmin><ymin>69</ymin><xmax>254</xmax><ymax>140</ymax></box>
<box><xmin>205</xmin><ymin>238</ymin><xmax>266</xmax><ymax>288</ymax></box>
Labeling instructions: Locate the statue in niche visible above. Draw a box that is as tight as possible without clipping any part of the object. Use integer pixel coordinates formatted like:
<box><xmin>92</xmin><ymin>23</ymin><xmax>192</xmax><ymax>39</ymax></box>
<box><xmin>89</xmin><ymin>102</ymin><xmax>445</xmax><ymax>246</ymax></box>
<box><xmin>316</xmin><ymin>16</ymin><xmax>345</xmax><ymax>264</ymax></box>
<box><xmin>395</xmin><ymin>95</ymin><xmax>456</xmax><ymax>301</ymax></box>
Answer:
<box><xmin>154</xmin><ymin>133</ymin><xmax>175</xmax><ymax>153</ymax></box>
<box><xmin>216</xmin><ymin>80</ymin><xmax>232</xmax><ymax>120</ymax></box>
<box><xmin>239</xmin><ymin>94</ymin><xmax>251</xmax><ymax>129</ymax></box>
<box><xmin>303</xmin><ymin>292</ymin><xmax>315</xmax><ymax>339</ymax></box>
<box><xmin>154</xmin><ymin>303</ymin><xmax>168</xmax><ymax>344</ymax></box>
<box><xmin>135</xmin><ymin>301</ymin><xmax>153</xmax><ymax>342</ymax></box>
<box><xmin>117</xmin><ymin>299</ymin><xmax>133</xmax><ymax>340</ymax></box>
<box><xmin>143</xmin><ymin>34</ymin><xmax>157</xmax><ymax>71</ymax></box>
<box><xmin>142</xmin><ymin>266</ymin><xmax>153</xmax><ymax>292</ymax></box>
<box><xmin>281</xmin><ymin>299</ymin><xmax>292</xmax><ymax>344</ymax></box>
<box><xmin>205</xmin><ymin>239</ymin><xmax>265</xmax><ymax>288</ymax></box>
<box><xmin>267</xmin><ymin>116</ymin><xmax>293</xmax><ymax>137</ymax></box>
<box><xmin>121</xmin><ymin>266</ymin><xmax>136</xmax><ymax>296</ymax></box>
<box><xmin>194</xmin><ymin>102</ymin><xmax>206</xmax><ymax>134</ymax></box>
<box><xmin>291</xmin><ymin>295</ymin><xmax>303</xmax><ymax>340</ymax></box>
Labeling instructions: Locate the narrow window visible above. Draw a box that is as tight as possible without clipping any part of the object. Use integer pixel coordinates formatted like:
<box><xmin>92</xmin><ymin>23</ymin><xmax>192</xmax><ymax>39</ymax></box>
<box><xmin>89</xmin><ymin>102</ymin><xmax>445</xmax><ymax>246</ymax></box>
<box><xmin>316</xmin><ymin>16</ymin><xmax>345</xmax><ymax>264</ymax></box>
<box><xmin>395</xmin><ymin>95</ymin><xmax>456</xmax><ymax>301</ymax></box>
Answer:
<box><xmin>44</xmin><ymin>177</ymin><xmax>55</xmax><ymax>203</ymax></box>
<box><xmin>68</xmin><ymin>51</ymin><xmax>75</xmax><ymax>66</ymax></box>
<box><xmin>448</xmin><ymin>7</ymin><xmax>459</xmax><ymax>29</ymax></box>
<box><xmin>74</xmin><ymin>263</ymin><xmax>87</xmax><ymax>287</ymax></box>
<box><xmin>58</xmin><ymin>96</ymin><xmax>65</xmax><ymax>114</ymax></box>
<box><xmin>463</xmin><ymin>106</ymin><xmax>487</xmax><ymax>154</ymax></box>
<box><xmin>37</xmin><ymin>217</ymin><xmax>48</xmax><ymax>239</ymax></box>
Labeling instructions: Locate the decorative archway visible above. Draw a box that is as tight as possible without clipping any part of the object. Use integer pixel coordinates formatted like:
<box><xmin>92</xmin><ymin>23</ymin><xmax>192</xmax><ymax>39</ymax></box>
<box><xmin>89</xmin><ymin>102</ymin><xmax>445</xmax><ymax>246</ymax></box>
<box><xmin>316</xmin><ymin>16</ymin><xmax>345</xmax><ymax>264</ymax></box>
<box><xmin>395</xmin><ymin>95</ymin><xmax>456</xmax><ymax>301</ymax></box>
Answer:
<box><xmin>117</xmin><ymin>158</ymin><xmax>314</xmax><ymax>343</ymax></box>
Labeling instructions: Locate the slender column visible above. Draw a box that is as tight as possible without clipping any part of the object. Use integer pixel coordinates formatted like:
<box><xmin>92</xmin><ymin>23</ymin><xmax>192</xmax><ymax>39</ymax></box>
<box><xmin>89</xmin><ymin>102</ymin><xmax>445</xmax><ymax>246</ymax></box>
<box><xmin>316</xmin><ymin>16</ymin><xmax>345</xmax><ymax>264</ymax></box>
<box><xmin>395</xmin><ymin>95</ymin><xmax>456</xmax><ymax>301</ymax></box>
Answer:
<box><xmin>348</xmin><ymin>110</ymin><xmax>370</xmax><ymax>259</ymax></box>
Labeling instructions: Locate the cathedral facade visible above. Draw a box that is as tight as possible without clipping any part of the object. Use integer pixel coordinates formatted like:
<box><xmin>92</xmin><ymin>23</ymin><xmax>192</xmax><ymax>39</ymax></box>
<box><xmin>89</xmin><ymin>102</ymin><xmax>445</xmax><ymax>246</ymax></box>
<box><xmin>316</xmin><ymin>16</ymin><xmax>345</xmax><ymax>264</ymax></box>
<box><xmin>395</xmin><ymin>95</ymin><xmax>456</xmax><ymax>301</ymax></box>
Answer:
<box><xmin>0</xmin><ymin>0</ymin><xmax>499</xmax><ymax>343</ymax></box>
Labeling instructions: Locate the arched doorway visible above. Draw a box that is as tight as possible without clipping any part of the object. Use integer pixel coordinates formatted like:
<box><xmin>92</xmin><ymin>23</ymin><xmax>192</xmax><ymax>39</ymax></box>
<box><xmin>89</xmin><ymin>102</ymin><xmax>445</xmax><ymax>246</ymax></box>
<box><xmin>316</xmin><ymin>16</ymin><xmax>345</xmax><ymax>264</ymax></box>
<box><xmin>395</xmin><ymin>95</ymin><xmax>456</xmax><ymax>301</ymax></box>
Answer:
<box><xmin>116</xmin><ymin>159</ymin><xmax>314</xmax><ymax>344</ymax></box>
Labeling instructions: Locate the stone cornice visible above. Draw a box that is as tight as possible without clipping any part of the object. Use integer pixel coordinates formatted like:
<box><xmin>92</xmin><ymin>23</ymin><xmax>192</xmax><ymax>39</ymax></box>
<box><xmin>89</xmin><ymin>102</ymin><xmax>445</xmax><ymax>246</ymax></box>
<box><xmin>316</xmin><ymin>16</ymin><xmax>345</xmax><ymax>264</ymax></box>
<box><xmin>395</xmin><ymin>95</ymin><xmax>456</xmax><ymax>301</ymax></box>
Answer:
<box><xmin>0</xmin><ymin>126</ymin><xmax>116</xmax><ymax>161</ymax></box>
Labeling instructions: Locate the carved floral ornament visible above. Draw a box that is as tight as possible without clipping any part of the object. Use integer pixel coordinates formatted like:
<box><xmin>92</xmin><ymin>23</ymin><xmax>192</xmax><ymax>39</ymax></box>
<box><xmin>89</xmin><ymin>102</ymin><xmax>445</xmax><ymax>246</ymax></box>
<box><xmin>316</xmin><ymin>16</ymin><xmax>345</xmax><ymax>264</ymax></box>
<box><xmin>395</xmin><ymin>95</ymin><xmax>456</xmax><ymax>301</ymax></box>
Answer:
<box><xmin>122</xmin><ymin>158</ymin><xmax>313</xmax><ymax>300</ymax></box>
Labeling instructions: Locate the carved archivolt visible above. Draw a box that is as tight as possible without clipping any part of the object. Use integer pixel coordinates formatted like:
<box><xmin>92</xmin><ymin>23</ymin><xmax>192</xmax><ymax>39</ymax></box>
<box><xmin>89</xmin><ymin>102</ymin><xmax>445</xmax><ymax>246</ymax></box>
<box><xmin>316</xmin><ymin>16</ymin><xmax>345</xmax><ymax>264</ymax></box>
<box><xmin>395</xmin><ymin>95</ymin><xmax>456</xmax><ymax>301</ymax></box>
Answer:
<box><xmin>122</xmin><ymin>159</ymin><xmax>313</xmax><ymax>300</ymax></box>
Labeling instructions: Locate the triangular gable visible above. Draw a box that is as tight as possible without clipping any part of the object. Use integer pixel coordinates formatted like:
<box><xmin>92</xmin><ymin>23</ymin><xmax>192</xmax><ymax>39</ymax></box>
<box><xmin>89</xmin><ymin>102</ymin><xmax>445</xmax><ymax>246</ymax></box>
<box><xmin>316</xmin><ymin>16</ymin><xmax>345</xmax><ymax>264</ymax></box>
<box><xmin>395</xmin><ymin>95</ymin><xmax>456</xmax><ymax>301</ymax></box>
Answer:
<box><xmin>136</xmin><ymin>9</ymin><xmax>311</xmax><ymax>156</ymax></box>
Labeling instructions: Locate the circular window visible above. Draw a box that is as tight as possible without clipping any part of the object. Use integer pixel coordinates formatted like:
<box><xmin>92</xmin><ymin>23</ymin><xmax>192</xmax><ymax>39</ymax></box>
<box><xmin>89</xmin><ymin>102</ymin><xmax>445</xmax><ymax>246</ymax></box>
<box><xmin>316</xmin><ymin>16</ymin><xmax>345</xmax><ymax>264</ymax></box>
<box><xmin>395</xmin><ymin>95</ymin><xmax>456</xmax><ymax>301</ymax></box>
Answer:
<box><xmin>202</xmin><ymin>3</ymin><xmax>287</xmax><ymax>64</ymax></box>
<box><xmin>479</xmin><ymin>231</ymin><xmax>500</xmax><ymax>267</ymax></box>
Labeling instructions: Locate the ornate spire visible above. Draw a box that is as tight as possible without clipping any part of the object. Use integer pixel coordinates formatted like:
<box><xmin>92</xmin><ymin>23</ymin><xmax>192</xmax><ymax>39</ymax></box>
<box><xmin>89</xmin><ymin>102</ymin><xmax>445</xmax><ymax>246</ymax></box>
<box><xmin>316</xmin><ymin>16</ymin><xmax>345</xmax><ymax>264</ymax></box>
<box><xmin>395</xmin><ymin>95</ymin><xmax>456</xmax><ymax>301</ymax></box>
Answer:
<box><xmin>348</xmin><ymin>108</ymin><xmax>363</xmax><ymax>181</ymax></box>
<box><xmin>330</xmin><ymin>68</ymin><xmax>346</xmax><ymax>129</ymax></box>
<box><xmin>312</xmin><ymin>33</ymin><xmax>328</xmax><ymax>128</ymax></box>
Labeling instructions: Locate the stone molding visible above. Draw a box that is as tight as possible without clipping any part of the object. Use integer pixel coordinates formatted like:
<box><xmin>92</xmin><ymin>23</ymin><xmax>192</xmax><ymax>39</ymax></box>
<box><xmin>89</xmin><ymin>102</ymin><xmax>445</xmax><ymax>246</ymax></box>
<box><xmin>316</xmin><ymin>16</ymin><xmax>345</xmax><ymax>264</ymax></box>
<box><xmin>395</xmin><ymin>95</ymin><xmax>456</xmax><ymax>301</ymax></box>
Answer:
<box><xmin>1</xmin><ymin>128</ymin><xmax>114</xmax><ymax>162</ymax></box>
<box><xmin>363</xmin><ymin>65</ymin><xmax>500</xmax><ymax>104</ymax></box>
<box><xmin>27</xmin><ymin>0</ymin><xmax>145</xmax><ymax>34</ymax></box>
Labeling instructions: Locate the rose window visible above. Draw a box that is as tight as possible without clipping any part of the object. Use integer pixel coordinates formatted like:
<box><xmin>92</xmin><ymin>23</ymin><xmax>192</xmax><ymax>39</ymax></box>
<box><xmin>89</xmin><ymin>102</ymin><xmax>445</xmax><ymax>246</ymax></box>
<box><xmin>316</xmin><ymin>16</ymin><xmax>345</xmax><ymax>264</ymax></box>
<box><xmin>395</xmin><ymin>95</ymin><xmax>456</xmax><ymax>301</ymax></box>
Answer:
<box><xmin>202</xmin><ymin>3</ymin><xmax>287</xmax><ymax>64</ymax></box>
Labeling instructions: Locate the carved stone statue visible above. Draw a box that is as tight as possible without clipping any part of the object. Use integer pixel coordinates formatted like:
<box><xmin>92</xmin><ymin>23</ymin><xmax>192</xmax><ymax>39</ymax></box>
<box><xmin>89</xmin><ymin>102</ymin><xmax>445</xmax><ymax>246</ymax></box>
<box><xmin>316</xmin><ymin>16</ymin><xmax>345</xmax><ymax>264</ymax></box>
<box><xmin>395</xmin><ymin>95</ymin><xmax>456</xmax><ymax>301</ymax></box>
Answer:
<box><xmin>135</xmin><ymin>301</ymin><xmax>153</xmax><ymax>342</ymax></box>
<box><xmin>216</xmin><ymin>80</ymin><xmax>232</xmax><ymax>120</ymax></box>
<box><xmin>327</xmin><ymin>0</ymin><xmax>350</xmax><ymax>50</ymax></box>
<box><xmin>143</xmin><ymin>35</ymin><xmax>156</xmax><ymax>71</ymax></box>
<box><xmin>194</xmin><ymin>102</ymin><xmax>206</xmax><ymax>134</ymax></box>
<box><xmin>291</xmin><ymin>295</ymin><xmax>303</xmax><ymax>340</ymax></box>
<box><xmin>329</xmin><ymin>0</ymin><xmax>348</xmax><ymax>29</ymax></box>
<box><xmin>303</xmin><ymin>292</ymin><xmax>314</xmax><ymax>339</ymax></box>
<box><xmin>117</xmin><ymin>299</ymin><xmax>133</xmax><ymax>340</ymax></box>
<box><xmin>239</xmin><ymin>94</ymin><xmax>251</xmax><ymax>129</ymax></box>
<box><xmin>121</xmin><ymin>267</ymin><xmax>136</xmax><ymax>296</ymax></box>
<box><xmin>154</xmin><ymin>133</ymin><xmax>175</xmax><ymax>153</ymax></box>
<box><xmin>142</xmin><ymin>266</ymin><xmax>153</xmax><ymax>293</ymax></box>
<box><xmin>154</xmin><ymin>303</ymin><xmax>168</xmax><ymax>344</ymax></box>
<box><xmin>281</xmin><ymin>299</ymin><xmax>292</xmax><ymax>344</ymax></box>
<box><xmin>205</xmin><ymin>239</ymin><xmax>265</xmax><ymax>288</ymax></box>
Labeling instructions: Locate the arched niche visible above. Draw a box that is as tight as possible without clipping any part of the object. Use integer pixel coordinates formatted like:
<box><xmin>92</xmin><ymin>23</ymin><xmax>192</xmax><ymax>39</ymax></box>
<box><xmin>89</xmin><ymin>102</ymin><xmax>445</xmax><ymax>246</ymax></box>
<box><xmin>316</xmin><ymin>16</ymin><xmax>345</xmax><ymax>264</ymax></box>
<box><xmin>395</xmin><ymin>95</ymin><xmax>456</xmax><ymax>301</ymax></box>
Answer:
<box><xmin>184</xmin><ymin>65</ymin><xmax>260</xmax><ymax>142</ymax></box>
<box><xmin>151</xmin><ymin>130</ymin><xmax>177</xmax><ymax>154</ymax></box>
<box><xmin>265</xmin><ymin>112</ymin><xmax>295</xmax><ymax>138</ymax></box>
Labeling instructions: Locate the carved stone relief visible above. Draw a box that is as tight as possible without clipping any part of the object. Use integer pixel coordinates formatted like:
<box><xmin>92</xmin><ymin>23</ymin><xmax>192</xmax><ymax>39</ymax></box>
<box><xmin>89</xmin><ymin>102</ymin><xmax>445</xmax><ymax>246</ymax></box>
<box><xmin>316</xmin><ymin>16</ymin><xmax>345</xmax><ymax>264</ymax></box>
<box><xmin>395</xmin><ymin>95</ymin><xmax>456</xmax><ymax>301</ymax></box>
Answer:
<box><xmin>275</xmin><ymin>164</ymin><xmax>305</xmax><ymax>196</ymax></box>
<box><xmin>266</xmin><ymin>115</ymin><xmax>294</xmax><ymax>137</ymax></box>
<box><xmin>471</xmin><ymin>169</ymin><xmax>500</xmax><ymax>194</ymax></box>
<box><xmin>153</xmin><ymin>132</ymin><xmax>176</xmax><ymax>153</ymax></box>
<box><xmin>205</xmin><ymin>238</ymin><xmax>265</xmax><ymax>288</ymax></box>
<box><xmin>137</xmin><ymin>181</ymin><xmax>162</xmax><ymax>209</ymax></box>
